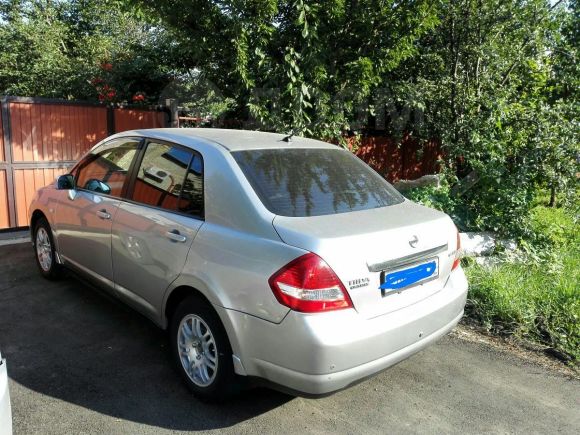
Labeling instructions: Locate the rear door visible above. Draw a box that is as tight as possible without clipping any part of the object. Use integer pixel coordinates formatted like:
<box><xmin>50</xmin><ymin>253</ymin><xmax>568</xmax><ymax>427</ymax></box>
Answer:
<box><xmin>111</xmin><ymin>140</ymin><xmax>204</xmax><ymax>319</ymax></box>
<box><xmin>56</xmin><ymin>138</ymin><xmax>141</xmax><ymax>286</ymax></box>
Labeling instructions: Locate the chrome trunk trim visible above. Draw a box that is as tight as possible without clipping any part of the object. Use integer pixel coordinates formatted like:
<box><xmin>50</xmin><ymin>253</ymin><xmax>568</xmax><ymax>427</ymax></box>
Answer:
<box><xmin>367</xmin><ymin>243</ymin><xmax>448</xmax><ymax>272</ymax></box>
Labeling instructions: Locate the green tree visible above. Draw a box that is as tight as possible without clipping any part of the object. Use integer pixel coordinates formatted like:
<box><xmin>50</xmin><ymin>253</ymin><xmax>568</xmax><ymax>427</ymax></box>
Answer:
<box><xmin>136</xmin><ymin>0</ymin><xmax>441</xmax><ymax>140</ymax></box>
<box><xmin>389</xmin><ymin>0</ymin><xmax>578</xmax><ymax>237</ymax></box>
<box><xmin>0</xmin><ymin>0</ymin><xmax>175</xmax><ymax>103</ymax></box>
<box><xmin>545</xmin><ymin>0</ymin><xmax>579</xmax><ymax>207</ymax></box>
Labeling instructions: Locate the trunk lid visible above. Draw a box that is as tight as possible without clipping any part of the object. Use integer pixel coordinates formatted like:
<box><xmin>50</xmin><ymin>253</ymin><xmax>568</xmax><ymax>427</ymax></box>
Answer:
<box><xmin>272</xmin><ymin>200</ymin><xmax>458</xmax><ymax>319</ymax></box>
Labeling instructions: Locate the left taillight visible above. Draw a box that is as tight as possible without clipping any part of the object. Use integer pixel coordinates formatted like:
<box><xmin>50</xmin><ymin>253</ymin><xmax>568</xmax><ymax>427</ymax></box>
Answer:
<box><xmin>451</xmin><ymin>229</ymin><xmax>461</xmax><ymax>271</ymax></box>
<box><xmin>268</xmin><ymin>253</ymin><xmax>353</xmax><ymax>313</ymax></box>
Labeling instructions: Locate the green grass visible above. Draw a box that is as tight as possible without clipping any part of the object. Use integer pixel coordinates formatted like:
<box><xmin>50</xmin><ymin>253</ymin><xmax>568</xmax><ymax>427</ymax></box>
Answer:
<box><xmin>464</xmin><ymin>205</ymin><xmax>580</xmax><ymax>365</ymax></box>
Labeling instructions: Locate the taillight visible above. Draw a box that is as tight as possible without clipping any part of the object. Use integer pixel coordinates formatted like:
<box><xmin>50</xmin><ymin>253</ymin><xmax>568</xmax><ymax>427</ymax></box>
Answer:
<box><xmin>268</xmin><ymin>253</ymin><xmax>353</xmax><ymax>313</ymax></box>
<box><xmin>451</xmin><ymin>230</ymin><xmax>461</xmax><ymax>271</ymax></box>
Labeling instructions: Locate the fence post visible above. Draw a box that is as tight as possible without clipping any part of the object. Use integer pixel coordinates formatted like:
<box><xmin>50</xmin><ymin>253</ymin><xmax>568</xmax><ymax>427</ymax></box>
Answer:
<box><xmin>165</xmin><ymin>99</ymin><xmax>179</xmax><ymax>128</ymax></box>
<box><xmin>1</xmin><ymin>97</ymin><xmax>17</xmax><ymax>228</ymax></box>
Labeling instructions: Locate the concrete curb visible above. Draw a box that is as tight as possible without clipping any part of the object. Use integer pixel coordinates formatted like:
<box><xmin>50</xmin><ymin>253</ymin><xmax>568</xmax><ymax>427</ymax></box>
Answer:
<box><xmin>0</xmin><ymin>230</ymin><xmax>31</xmax><ymax>247</ymax></box>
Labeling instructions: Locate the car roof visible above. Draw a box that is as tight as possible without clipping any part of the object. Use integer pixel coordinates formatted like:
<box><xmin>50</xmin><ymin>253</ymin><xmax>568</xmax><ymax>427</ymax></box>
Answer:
<box><xmin>120</xmin><ymin>128</ymin><xmax>338</xmax><ymax>152</ymax></box>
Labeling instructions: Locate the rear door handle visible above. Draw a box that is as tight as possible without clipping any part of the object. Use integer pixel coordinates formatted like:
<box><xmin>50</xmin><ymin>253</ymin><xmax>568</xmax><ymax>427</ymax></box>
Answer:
<box><xmin>166</xmin><ymin>230</ymin><xmax>187</xmax><ymax>243</ymax></box>
<box><xmin>96</xmin><ymin>209</ymin><xmax>111</xmax><ymax>220</ymax></box>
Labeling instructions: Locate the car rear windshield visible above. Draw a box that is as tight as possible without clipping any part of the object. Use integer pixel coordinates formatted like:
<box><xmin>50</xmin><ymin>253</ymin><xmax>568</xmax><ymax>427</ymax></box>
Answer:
<box><xmin>232</xmin><ymin>148</ymin><xmax>404</xmax><ymax>217</ymax></box>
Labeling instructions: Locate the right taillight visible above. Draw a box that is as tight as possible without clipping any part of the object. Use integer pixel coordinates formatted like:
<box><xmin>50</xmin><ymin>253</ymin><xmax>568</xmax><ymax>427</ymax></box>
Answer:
<box><xmin>451</xmin><ymin>229</ymin><xmax>461</xmax><ymax>271</ymax></box>
<box><xmin>268</xmin><ymin>253</ymin><xmax>353</xmax><ymax>313</ymax></box>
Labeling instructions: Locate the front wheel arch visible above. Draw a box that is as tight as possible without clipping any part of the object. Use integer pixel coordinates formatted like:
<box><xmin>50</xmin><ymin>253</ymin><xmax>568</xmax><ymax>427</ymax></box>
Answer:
<box><xmin>31</xmin><ymin>209</ymin><xmax>61</xmax><ymax>262</ymax></box>
<box><xmin>30</xmin><ymin>209</ymin><xmax>48</xmax><ymax>238</ymax></box>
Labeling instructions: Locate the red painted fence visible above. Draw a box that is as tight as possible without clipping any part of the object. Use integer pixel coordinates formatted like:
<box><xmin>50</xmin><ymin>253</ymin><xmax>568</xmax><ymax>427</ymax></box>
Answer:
<box><xmin>350</xmin><ymin>135</ymin><xmax>442</xmax><ymax>183</ymax></box>
<box><xmin>115</xmin><ymin>109</ymin><xmax>166</xmax><ymax>132</ymax></box>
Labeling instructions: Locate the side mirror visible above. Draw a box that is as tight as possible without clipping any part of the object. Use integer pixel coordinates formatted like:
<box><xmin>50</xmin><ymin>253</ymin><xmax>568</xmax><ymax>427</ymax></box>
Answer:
<box><xmin>57</xmin><ymin>174</ymin><xmax>75</xmax><ymax>190</ymax></box>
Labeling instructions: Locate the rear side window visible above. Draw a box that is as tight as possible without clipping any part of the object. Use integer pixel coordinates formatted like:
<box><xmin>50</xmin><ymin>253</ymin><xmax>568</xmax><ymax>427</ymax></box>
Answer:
<box><xmin>75</xmin><ymin>139</ymin><xmax>140</xmax><ymax>197</ymax></box>
<box><xmin>232</xmin><ymin>148</ymin><xmax>404</xmax><ymax>217</ymax></box>
<box><xmin>131</xmin><ymin>141</ymin><xmax>204</xmax><ymax>218</ymax></box>
<box><xmin>177</xmin><ymin>154</ymin><xmax>204</xmax><ymax>216</ymax></box>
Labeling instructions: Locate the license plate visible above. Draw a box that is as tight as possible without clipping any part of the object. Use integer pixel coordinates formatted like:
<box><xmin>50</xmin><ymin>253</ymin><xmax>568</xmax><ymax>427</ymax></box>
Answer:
<box><xmin>380</xmin><ymin>258</ymin><xmax>438</xmax><ymax>295</ymax></box>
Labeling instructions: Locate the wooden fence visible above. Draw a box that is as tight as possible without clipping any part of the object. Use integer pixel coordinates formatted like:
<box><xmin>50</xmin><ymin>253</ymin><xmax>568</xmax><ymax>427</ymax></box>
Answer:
<box><xmin>0</xmin><ymin>96</ymin><xmax>168</xmax><ymax>229</ymax></box>
<box><xmin>349</xmin><ymin>135</ymin><xmax>442</xmax><ymax>183</ymax></box>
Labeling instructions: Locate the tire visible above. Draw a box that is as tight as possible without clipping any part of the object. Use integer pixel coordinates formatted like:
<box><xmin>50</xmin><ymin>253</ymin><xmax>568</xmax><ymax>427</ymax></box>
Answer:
<box><xmin>170</xmin><ymin>295</ymin><xmax>241</xmax><ymax>401</ymax></box>
<box><xmin>33</xmin><ymin>217</ymin><xmax>63</xmax><ymax>280</ymax></box>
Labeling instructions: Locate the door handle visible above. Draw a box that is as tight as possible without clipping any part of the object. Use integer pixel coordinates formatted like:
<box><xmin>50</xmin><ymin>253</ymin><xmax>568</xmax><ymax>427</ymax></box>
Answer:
<box><xmin>96</xmin><ymin>209</ymin><xmax>111</xmax><ymax>220</ymax></box>
<box><xmin>166</xmin><ymin>230</ymin><xmax>187</xmax><ymax>243</ymax></box>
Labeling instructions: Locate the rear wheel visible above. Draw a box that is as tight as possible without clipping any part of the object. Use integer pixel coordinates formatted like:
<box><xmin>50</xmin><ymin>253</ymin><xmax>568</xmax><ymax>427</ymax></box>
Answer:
<box><xmin>33</xmin><ymin>218</ymin><xmax>63</xmax><ymax>280</ymax></box>
<box><xmin>170</xmin><ymin>295</ymin><xmax>241</xmax><ymax>401</ymax></box>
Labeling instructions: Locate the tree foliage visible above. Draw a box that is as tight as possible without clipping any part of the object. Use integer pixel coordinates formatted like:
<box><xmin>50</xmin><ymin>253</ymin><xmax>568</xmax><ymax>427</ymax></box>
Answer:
<box><xmin>135</xmin><ymin>0</ymin><xmax>441</xmax><ymax>140</ymax></box>
<box><xmin>0</xmin><ymin>0</ymin><xmax>175</xmax><ymax>103</ymax></box>
<box><xmin>397</xmin><ymin>0</ymin><xmax>579</xmax><ymax>237</ymax></box>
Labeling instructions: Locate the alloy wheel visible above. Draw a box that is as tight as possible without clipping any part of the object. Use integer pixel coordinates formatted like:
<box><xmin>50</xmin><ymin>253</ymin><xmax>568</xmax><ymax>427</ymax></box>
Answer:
<box><xmin>36</xmin><ymin>227</ymin><xmax>52</xmax><ymax>272</ymax></box>
<box><xmin>177</xmin><ymin>314</ymin><xmax>218</xmax><ymax>387</ymax></box>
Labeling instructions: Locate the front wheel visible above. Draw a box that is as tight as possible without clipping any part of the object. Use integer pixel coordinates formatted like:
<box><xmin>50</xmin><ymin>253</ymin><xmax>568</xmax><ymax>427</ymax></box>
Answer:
<box><xmin>170</xmin><ymin>295</ymin><xmax>241</xmax><ymax>401</ymax></box>
<box><xmin>33</xmin><ymin>218</ymin><xmax>63</xmax><ymax>280</ymax></box>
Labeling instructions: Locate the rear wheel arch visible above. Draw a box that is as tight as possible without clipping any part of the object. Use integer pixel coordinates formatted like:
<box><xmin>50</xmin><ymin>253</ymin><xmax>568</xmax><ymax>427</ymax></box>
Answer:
<box><xmin>164</xmin><ymin>285</ymin><xmax>211</xmax><ymax>327</ymax></box>
<box><xmin>164</xmin><ymin>285</ymin><xmax>228</xmax><ymax>332</ymax></box>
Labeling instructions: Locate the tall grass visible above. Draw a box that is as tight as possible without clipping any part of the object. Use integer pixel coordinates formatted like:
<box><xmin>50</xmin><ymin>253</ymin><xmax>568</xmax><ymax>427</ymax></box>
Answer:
<box><xmin>464</xmin><ymin>206</ymin><xmax>579</xmax><ymax>364</ymax></box>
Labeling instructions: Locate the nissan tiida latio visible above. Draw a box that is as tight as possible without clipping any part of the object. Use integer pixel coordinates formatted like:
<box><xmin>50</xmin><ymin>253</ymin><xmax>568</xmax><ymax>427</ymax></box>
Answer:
<box><xmin>29</xmin><ymin>129</ymin><xmax>467</xmax><ymax>399</ymax></box>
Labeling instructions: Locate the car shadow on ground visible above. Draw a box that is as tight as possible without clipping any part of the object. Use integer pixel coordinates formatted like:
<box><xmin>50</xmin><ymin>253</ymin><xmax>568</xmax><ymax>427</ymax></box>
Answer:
<box><xmin>0</xmin><ymin>243</ymin><xmax>293</xmax><ymax>431</ymax></box>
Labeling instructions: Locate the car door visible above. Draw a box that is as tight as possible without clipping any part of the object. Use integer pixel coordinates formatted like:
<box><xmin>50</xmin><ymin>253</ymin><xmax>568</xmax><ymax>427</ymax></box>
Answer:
<box><xmin>55</xmin><ymin>138</ymin><xmax>142</xmax><ymax>287</ymax></box>
<box><xmin>111</xmin><ymin>139</ymin><xmax>204</xmax><ymax>319</ymax></box>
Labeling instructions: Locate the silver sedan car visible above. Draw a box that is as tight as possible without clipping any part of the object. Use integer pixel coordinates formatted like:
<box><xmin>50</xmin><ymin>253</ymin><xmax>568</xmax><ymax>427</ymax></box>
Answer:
<box><xmin>29</xmin><ymin>129</ymin><xmax>467</xmax><ymax>399</ymax></box>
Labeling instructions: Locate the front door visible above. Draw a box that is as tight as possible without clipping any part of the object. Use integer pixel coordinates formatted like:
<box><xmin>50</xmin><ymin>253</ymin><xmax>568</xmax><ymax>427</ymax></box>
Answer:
<box><xmin>111</xmin><ymin>140</ymin><xmax>204</xmax><ymax>319</ymax></box>
<box><xmin>55</xmin><ymin>138</ymin><xmax>141</xmax><ymax>286</ymax></box>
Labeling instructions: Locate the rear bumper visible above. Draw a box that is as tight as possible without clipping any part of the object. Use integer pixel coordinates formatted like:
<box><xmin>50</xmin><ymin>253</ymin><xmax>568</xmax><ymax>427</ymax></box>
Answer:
<box><xmin>0</xmin><ymin>358</ymin><xmax>12</xmax><ymax>435</ymax></box>
<box><xmin>219</xmin><ymin>267</ymin><xmax>468</xmax><ymax>395</ymax></box>
<box><xmin>256</xmin><ymin>310</ymin><xmax>463</xmax><ymax>396</ymax></box>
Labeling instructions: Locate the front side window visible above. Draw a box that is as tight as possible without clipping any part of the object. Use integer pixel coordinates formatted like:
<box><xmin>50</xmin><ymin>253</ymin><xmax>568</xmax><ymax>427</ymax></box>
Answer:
<box><xmin>75</xmin><ymin>139</ymin><xmax>140</xmax><ymax>197</ymax></box>
<box><xmin>232</xmin><ymin>148</ymin><xmax>404</xmax><ymax>217</ymax></box>
<box><xmin>131</xmin><ymin>141</ymin><xmax>204</xmax><ymax>217</ymax></box>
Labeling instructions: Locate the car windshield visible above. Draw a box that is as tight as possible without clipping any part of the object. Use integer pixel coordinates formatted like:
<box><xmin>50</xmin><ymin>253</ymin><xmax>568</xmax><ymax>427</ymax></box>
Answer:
<box><xmin>232</xmin><ymin>148</ymin><xmax>404</xmax><ymax>217</ymax></box>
